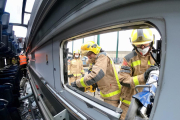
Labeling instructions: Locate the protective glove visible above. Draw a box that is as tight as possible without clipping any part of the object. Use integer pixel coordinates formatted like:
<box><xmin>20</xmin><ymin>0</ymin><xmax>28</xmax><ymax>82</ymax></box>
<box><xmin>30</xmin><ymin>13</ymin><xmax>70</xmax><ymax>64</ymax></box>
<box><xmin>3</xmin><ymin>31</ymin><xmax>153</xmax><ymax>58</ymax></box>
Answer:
<box><xmin>144</xmin><ymin>66</ymin><xmax>159</xmax><ymax>82</ymax></box>
<box><xmin>82</xmin><ymin>74</ymin><xmax>85</xmax><ymax>77</ymax></box>
<box><xmin>68</xmin><ymin>74</ymin><xmax>74</xmax><ymax>78</ymax></box>
<box><xmin>92</xmin><ymin>83</ymin><xmax>98</xmax><ymax>91</ymax></box>
<box><xmin>71</xmin><ymin>81</ymin><xmax>85</xmax><ymax>92</ymax></box>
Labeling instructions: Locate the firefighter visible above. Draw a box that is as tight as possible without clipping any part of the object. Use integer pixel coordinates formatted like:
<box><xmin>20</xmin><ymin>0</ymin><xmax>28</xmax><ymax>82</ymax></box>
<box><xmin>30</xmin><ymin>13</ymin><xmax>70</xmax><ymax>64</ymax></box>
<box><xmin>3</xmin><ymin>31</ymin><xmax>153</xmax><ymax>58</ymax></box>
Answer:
<box><xmin>119</xmin><ymin>28</ymin><xmax>159</xmax><ymax>119</ymax></box>
<box><xmin>68</xmin><ymin>50</ymin><xmax>85</xmax><ymax>85</ymax></box>
<box><xmin>71</xmin><ymin>41</ymin><xmax>121</xmax><ymax>107</ymax></box>
<box><xmin>19</xmin><ymin>53</ymin><xmax>27</xmax><ymax>77</ymax></box>
<box><xmin>12</xmin><ymin>57</ymin><xmax>17</xmax><ymax>65</ymax></box>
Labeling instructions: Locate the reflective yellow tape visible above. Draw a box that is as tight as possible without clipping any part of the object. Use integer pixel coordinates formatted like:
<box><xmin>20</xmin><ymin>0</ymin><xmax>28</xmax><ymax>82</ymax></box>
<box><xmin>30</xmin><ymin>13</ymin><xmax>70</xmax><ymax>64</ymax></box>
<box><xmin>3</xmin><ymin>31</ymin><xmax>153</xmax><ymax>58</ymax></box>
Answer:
<box><xmin>73</xmin><ymin>74</ymin><xmax>81</xmax><ymax>77</ymax></box>
<box><xmin>110</xmin><ymin>60</ymin><xmax>121</xmax><ymax>92</ymax></box>
<box><xmin>148</xmin><ymin>60</ymin><xmax>154</xmax><ymax>66</ymax></box>
<box><xmin>81</xmin><ymin>70</ymin><xmax>84</xmax><ymax>72</ymax></box>
<box><xmin>133</xmin><ymin>76</ymin><xmax>139</xmax><ymax>86</ymax></box>
<box><xmin>131</xmin><ymin>60</ymin><xmax>141</xmax><ymax>67</ymax></box>
<box><xmin>148</xmin><ymin>60</ymin><xmax>151</xmax><ymax>65</ymax></box>
<box><xmin>100</xmin><ymin>90</ymin><xmax>120</xmax><ymax>98</ymax></box>
<box><xmin>100</xmin><ymin>59</ymin><xmax>121</xmax><ymax>98</ymax></box>
<box><xmin>80</xmin><ymin>77</ymin><xmax>87</xmax><ymax>87</ymax></box>
<box><xmin>120</xmin><ymin>97</ymin><xmax>131</xmax><ymax>105</ymax></box>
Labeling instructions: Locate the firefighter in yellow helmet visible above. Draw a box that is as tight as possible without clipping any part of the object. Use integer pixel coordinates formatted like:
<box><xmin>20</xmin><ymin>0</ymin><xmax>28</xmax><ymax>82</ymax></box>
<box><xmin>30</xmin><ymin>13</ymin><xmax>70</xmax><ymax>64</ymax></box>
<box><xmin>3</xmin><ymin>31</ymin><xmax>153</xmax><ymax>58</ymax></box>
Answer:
<box><xmin>118</xmin><ymin>29</ymin><xmax>159</xmax><ymax>119</ymax></box>
<box><xmin>71</xmin><ymin>41</ymin><xmax>121</xmax><ymax>107</ymax></box>
<box><xmin>68</xmin><ymin>50</ymin><xmax>85</xmax><ymax>85</ymax></box>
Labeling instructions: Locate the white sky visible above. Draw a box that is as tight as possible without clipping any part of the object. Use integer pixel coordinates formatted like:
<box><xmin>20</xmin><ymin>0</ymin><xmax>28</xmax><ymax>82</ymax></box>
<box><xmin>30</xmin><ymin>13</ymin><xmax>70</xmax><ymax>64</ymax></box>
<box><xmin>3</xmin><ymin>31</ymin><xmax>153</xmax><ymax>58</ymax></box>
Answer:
<box><xmin>67</xmin><ymin>28</ymin><xmax>161</xmax><ymax>52</ymax></box>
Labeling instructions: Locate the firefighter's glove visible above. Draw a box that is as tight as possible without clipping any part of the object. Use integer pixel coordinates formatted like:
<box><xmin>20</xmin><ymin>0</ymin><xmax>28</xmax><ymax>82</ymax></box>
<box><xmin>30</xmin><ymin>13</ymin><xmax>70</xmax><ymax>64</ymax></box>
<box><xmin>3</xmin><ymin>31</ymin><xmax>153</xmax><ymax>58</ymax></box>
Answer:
<box><xmin>71</xmin><ymin>81</ymin><xmax>85</xmax><ymax>92</ymax></box>
<box><xmin>68</xmin><ymin>74</ymin><xmax>74</xmax><ymax>78</ymax></box>
<box><xmin>144</xmin><ymin>66</ymin><xmax>159</xmax><ymax>82</ymax></box>
<box><xmin>71</xmin><ymin>81</ymin><xmax>78</xmax><ymax>88</ymax></box>
<box><xmin>92</xmin><ymin>83</ymin><xmax>98</xmax><ymax>91</ymax></box>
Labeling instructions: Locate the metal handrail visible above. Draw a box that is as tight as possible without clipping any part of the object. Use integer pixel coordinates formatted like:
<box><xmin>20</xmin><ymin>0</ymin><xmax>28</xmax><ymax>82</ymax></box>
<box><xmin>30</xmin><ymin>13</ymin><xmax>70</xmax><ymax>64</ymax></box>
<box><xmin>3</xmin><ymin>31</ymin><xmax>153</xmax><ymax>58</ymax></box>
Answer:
<box><xmin>135</xmin><ymin>85</ymin><xmax>152</xmax><ymax>94</ymax></box>
<box><xmin>0</xmin><ymin>99</ymin><xmax>9</xmax><ymax>108</ymax></box>
<box><xmin>46</xmin><ymin>84</ymin><xmax>87</xmax><ymax>120</ymax></box>
<box><xmin>28</xmin><ymin>68</ymin><xmax>53</xmax><ymax>120</ymax></box>
<box><xmin>3</xmin><ymin>83</ymin><xmax>13</xmax><ymax>87</ymax></box>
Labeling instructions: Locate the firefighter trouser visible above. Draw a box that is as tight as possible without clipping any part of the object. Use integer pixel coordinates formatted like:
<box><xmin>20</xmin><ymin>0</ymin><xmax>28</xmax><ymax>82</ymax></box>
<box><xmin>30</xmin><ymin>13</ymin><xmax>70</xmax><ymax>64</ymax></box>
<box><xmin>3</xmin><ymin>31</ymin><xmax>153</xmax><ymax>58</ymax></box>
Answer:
<box><xmin>120</xmin><ymin>103</ymin><xmax>129</xmax><ymax>120</ymax></box>
<box><xmin>69</xmin><ymin>76</ymin><xmax>81</xmax><ymax>85</ymax></box>
<box><xmin>104</xmin><ymin>99</ymin><xmax>119</xmax><ymax>107</ymax></box>
<box><xmin>20</xmin><ymin>64</ymin><xmax>27</xmax><ymax>77</ymax></box>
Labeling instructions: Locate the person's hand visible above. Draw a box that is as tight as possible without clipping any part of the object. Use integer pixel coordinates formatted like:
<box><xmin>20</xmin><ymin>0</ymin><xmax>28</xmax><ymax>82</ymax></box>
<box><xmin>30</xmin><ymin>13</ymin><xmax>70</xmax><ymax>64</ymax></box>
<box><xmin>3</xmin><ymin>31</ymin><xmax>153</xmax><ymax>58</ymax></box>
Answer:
<box><xmin>71</xmin><ymin>81</ymin><xmax>85</xmax><ymax>92</ymax></box>
<box><xmin>71</xmin><ymin>81</ymin><xmax>77</xmax><ymax>87</ymax></box>
<box><xmin>68</xmin><ymin>74</ymin><xmax>74</xmax><ymax>78</ymax></box>
<box><xmin>144</xmin><ymin>66</ymin><xmax>159</xmax><ymax>82</ymax></box>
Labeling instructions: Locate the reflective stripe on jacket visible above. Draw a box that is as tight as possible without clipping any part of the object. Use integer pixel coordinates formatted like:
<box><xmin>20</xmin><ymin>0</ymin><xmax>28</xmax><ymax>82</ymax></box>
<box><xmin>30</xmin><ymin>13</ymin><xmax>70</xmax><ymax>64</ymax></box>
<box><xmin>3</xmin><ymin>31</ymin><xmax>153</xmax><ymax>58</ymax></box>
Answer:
<box><xmin>19</xmin><ymin>55</ymin><xmax>27</xmax><ymax>65</ymax></box>
<box><xmin>119</xmin><ymin>50</ymin><xmax>155</xmax><ymax>105</ymax></box>
<box><xmin>76</xmin><ymin>52</ymin><xmax>120</xmax><ymax>100</ymax></box>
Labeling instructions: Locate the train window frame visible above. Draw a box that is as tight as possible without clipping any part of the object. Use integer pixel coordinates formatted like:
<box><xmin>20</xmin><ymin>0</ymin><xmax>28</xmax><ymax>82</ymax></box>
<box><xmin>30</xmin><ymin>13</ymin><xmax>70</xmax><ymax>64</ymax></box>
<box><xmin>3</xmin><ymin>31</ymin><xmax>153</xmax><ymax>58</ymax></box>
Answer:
<box><xmin>59</xmin><ymin>19</ymin><xmax>165</xmax><ymax>119</ymax></box>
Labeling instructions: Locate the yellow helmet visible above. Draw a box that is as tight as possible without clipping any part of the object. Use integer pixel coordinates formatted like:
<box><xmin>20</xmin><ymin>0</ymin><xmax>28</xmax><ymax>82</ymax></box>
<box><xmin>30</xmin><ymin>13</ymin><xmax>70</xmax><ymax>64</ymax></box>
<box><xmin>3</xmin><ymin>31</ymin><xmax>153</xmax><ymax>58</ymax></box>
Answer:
<box><xmin>131</xmin><ymin>28</ymin><xmax>154</xmax><ymax>46</ymax></box>
<box><xmin>73</xmin><ymin>50</ymin><xmax>80</xmax><ymax>54</ymax></box>
<box><xmin>81</xmin><ymin>41</ymin><xmax>101</xmax><ymax>56</ymax></box>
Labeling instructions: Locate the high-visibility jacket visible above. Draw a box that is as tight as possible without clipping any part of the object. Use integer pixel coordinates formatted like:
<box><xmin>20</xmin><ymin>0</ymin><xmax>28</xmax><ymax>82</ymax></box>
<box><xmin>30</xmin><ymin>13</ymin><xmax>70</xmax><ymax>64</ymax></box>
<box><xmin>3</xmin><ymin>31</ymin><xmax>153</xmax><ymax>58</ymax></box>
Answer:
<box><xmin>19</xmin><ymin>55</ymin><xmax>27</xmax><ymax>65</ymax></box>
<box><xmin>76</xmin><ymin>52</ymin><xmax>121</xmax><ymax>102</ymax></box>
<box><xmin>12</xmin><ymin>59</ymin><xmax>17</xmax><ymax>65</ymax></box>
<box><xmin>68</xmin><ymin>58</ymin><xmax>84</xmax><ymax>77</ymax></box>
<box><xmin>118</xmin><ymin>50</ymin><xmax>155</xmax><ymax>118</ymax></box>
<box><xmin>86</xmin><ymin>59</ymin><xmax>95</xmax><ymax>73</ymax></box>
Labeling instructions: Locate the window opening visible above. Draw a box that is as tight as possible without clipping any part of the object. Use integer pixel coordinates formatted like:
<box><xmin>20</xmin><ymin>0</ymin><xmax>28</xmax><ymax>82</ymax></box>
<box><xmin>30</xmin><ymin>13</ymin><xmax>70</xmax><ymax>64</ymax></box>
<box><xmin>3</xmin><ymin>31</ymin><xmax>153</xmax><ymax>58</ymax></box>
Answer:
<box><xmin>62</xmin><ymin>24</ymin><xmax>162</xmax><ymax>119</ymax></box>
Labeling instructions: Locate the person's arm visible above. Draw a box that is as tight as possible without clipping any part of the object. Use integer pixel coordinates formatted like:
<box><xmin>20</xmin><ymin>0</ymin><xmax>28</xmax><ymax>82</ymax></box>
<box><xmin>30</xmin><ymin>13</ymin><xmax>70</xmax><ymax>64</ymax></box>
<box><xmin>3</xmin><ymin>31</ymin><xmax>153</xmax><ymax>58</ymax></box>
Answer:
<box><xmin>119</xmin><ymin>58</ymin><xmax>145</xmax><ymax>88</ymax></box>
<box><xmin>76</xmin><ymin>55</ymin><xmax>107</xmax><ymax>87</ymax></box>
<box><xmin>80</xmin><ymin>60</ymin><xmax>85</xmax><ymax>74</ymax></box>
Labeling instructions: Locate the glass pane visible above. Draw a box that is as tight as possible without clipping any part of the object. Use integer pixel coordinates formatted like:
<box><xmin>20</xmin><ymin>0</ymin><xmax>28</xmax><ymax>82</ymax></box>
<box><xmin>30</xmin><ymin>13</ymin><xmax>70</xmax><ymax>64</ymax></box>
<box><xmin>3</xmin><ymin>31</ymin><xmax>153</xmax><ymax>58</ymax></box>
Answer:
<box><xmin>118</xmin><ymin>30</ymin><xmax>133</xmax><ymax>51</ymax></box>
<box><xmin>150</xmin><ymin>28</ymin><xmax>161</xmax><ymax>49</ymax></box>
<box><xmin>13</xmin><ymin>26</ymin><xmax>27</xmax><ymax>38</ymax></box>
<box><xmin>5</xmin><ymin>0</ymin><xmax>23</xmax><ymax>23</ymax></box>
<box><xmin>24</xmin><ymin>13</ymin><xmax>31</xmax><ymax>24</ymax></box>
<box><xmin>100</xmin><ymin>32</ymin><xmax>117</xmax><ymax>51</ymax></box>
<box><xmin>67</xmin><ymin>41</ymin><xmax>72</xmax><ymax>53</ymax></box>
<box><xmin>73</xmin><ymin>39</ymin><xmax>83</xmax><ymax>52</ymax></box>
<box><xmin>84</xmin><ymin>36</ymin><xmax>97</xmax><ymax>43</ymax></box>
<box><xmin>25</xmin><ymin>0</ymin><xmax>35</xmax><ymax>13</ymax></box>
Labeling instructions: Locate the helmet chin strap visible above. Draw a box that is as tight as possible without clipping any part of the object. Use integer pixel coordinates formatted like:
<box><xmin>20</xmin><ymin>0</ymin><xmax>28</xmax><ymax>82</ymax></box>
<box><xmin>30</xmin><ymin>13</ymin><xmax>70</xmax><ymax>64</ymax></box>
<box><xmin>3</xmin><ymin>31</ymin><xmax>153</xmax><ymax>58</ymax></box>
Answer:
<box><xmin>133</xmin><ymin>42</ymin><xmax>153</xmax><ymax>55</ymax></box>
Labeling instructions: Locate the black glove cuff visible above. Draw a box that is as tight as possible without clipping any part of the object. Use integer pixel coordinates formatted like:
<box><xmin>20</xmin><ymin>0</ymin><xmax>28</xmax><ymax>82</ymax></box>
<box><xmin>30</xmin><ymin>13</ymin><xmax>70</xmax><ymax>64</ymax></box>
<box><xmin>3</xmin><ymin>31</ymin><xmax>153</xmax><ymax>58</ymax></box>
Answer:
<box><xmin>71</xmin><ymin>81</ymin><xmax>77</xmax><ymax>87</ymax></box>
